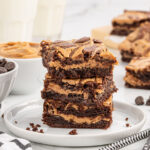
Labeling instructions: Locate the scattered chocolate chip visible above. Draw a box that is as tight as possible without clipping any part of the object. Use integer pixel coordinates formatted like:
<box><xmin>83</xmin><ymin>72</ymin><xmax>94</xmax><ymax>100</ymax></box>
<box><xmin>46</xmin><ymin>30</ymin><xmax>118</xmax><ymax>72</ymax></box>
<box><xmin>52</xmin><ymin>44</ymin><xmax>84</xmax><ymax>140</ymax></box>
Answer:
<box><xmin>14</xmin><ymin>121</ymin><xmax>18</xmax><ymax>124</ymax></box>
<box><xmin>58</xmin><ymin>42</ymin><xmax>75</xmax><ymax>48</ymax></box>
<box><xmin>69</xmin><ymin>129</ymin><xmax>78</xmax><ymax>135</ymax></box>
<box><xmin>26</xmin><ymin>127</ymin><xmax>30</xmax><ymax>131</ymax></box>
<box><xmin>39</xmin><ymin>129</ymin><xmax>44</xmax><ymax>133</ymax></box>
<box><xmin>93</xmin><ymin>39</ymin><xmax>102</xmax><ymax>44</ymax></box>
<box><xmin>1</xmin><ymin>113</ymin><xmax>4</xmax><ymax>118</ymax></box>
<box><xmin>135</xmin><ymin>96</ymin><xmax>144</xmax><ymax>105</ymax></box>
<box><xmin>0</xmin><ymin>67</ymin><xmax>7</xmax><ymax>74</ymax></box>
<box><xmin>126</xmin><ymin>123</ymin><xmax>130</xmax><ymax>127</ymax></box>
<box><xmin>146</xmin><ymin>97</ymin><xmax>150</xmax><ymax>106</ymax></box>
<box><xmin>125</xmin><ymin>117</ymin><xmax>128</xmax><ymax>121</ymax></box>
<box><xmin>75</xmin><ymin>37</ymin><xmax>90</xmax><ymax>43</ymax></box>
<box><xmin>4</xmin><ymin>62</ymin><xmax>15</xmax><ymax>71</ymax></box>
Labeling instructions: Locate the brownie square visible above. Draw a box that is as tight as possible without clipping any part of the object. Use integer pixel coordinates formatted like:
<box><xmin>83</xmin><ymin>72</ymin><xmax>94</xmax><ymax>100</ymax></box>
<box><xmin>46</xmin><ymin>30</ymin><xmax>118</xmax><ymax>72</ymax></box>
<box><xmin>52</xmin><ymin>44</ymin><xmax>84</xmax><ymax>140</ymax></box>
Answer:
<box><xmin>40</xmin><ymin>37</ymin><xmax>117</xmax><ymax>79</ymax></box>
<box><xmin>119</xmin><ymin>22</ymin><xmax>150</xmax><ymax>62</ymax></box>
<box><xmin>111</xmin><ymin>10</ymin><xmax>150</xmax><ymax>36</ymax></box>
<box><xmin>124</xmin><ymin>57</ymin><xmax>150</xmax><ymax>89</ymax></box>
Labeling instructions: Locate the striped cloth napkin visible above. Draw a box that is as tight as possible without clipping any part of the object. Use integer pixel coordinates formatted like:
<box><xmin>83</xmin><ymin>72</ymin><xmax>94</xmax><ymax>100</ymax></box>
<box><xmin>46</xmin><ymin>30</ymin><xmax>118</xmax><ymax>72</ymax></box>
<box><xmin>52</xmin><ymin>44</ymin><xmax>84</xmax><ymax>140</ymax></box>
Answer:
<box><xmin>0</xmin><ymin>131</ymin><xmax>32</xmax><ymax>150</ymax></box>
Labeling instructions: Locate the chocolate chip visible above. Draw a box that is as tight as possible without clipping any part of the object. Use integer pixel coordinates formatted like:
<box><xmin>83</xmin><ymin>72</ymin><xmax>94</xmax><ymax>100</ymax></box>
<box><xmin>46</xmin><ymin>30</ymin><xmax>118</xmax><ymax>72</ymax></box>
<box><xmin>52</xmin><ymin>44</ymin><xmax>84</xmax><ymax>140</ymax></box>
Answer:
<box><xmin>0</xmin><ymin>67</ymin><xmax>7</xmax><ymax>74</ymax></box>
<box><xmin>0</xmin><ymin>59</ymin><xmax>7</xmax><ymax>67</ymax></box>
<box><xmin>126</xmin><ymin>123</ymin><xmax>130</xmax><ymax>127</ymax></box>
<box><xmin>58</xmin><ymin>43</ymin><xmax>76</xmax><ymax>48</ymax></box>
<box><xmin>82</xmin><ymin>45</ymin><xmax>96</xmax><ymax>60</ymax></box>
<box><xmin>93</xmin><ymin>39</ymin><xmax>102</xmax><ymax>44</ymax></box>
<box><xmin>75</xmin><ymin>37</ymin><xmax>90</xmax><ymax>43</ymax></box>
<box><xmin>29</xmin><ymin>123</ymin><xmax>35</xmax><ymax>128</ymax></box>
<box><xmin>4</xmin><ymin>62</ymin><xmax>15</xmax><ymax>71</ymax></box>
<box><xmin>135</xmin><ymin>96</ymin><xmax>144</xmax><ymax>105</ymax></box>
<box><xmin>69</xmin><ymin>129</ymin><xmax>78</xmax><ymax>135</ymax></box>
<box><xmin>14</xmin><ymin>121</ymin><xmax>18</xmax><ymax>124</ymax></box>
<box><xmin>146</xmin><ymin>97</ymin><xmax>150</xmax><ymax>106</ymax></box>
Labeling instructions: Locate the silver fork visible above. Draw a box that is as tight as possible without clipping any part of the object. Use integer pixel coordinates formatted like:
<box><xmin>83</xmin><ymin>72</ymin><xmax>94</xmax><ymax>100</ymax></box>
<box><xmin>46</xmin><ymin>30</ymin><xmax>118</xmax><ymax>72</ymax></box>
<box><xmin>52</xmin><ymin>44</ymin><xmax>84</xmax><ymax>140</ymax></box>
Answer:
<box><xmin>99</xmin><ymin>129</ymin><xmax>150</xmax><ymax>150</ymax></box>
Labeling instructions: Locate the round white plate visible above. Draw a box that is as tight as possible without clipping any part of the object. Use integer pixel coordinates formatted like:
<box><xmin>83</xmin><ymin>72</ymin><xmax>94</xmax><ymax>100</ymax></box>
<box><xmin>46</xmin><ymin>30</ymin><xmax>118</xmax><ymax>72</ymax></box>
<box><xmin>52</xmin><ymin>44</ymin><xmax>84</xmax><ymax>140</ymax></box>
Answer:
<box><xmin>4</xmin><ymin>100</ymin><xmax>146</xmax><ymax>147</ymax></box>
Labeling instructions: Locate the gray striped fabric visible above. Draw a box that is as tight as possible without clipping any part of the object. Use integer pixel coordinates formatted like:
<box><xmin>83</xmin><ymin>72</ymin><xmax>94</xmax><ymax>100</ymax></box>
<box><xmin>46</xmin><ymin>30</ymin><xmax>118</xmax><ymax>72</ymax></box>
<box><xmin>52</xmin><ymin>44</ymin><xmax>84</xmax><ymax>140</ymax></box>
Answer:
<box><xmin>99</xmin><ymin>129</ymin><xmax>150</xmax><ymax>150</ymax></box>
<box><xmin>0</xmin><ymin>131</ymin><xmax>32</xmax><ymax>150</ymax></box>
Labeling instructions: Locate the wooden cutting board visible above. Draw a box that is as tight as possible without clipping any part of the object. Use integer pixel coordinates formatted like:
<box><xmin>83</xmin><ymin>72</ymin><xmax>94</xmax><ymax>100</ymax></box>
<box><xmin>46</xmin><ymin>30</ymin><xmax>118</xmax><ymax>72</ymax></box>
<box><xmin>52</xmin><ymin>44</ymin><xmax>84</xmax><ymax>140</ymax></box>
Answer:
<box><xmin>91</xmin><ymin>26</ymin><xmax>121</xmax><ymax>50</ymax></box>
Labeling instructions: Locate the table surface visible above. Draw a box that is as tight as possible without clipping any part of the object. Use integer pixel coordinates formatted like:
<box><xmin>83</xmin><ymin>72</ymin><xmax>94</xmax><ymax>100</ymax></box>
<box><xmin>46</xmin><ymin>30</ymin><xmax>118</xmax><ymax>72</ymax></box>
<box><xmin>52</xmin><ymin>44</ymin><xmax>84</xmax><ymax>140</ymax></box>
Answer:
<box><xmin>1</xmin><ymin>0</ymin><xmax>150</xmax><ymax>149</ymax></box>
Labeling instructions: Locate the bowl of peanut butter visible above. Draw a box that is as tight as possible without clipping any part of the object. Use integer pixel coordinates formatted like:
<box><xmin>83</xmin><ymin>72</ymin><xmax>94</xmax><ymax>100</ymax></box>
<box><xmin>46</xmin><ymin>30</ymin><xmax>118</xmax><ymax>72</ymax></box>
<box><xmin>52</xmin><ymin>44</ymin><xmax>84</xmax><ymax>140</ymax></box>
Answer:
<box><xmin>0</xmin><ymin>42</ymin><xmax>46</xmax><ymax>94</ymax></box>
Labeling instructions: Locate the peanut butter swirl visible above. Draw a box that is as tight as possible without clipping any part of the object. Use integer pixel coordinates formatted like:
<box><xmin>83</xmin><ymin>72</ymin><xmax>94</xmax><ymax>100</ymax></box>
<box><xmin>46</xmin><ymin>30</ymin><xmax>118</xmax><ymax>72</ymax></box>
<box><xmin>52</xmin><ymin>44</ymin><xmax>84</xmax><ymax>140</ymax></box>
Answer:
<box><xmin>0</xmin><ymin>42</ymin><xmax>40</xmax><ymax>59</ymax></box>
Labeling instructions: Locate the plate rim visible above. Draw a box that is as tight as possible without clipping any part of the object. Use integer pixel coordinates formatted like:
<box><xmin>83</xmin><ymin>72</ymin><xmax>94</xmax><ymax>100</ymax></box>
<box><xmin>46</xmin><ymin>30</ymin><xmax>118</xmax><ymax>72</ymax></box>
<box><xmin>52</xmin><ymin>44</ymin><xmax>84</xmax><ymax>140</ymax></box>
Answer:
<box><xmin>4</xmin><ymin>99</ymin><xmax>146</xmax><ymax>138</ymax></box>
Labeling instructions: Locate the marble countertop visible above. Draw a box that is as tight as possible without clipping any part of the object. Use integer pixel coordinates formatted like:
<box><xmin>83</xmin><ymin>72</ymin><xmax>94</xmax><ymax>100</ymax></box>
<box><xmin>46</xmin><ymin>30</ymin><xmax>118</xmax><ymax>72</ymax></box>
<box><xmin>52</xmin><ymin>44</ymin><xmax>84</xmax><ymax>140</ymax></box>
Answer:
<box><xmin>1</xmin><ymin>0</ymin><xmax>150</xmax><ymax>149</ymax></box>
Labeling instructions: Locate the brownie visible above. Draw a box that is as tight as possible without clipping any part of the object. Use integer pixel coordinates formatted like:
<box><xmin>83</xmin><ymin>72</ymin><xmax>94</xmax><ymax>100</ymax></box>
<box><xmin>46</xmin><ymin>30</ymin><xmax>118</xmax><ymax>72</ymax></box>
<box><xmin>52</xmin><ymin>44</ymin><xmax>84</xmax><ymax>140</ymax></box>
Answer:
<box><xmin>42</xmin><ymin>96</ymin><xmax>113</xmax><ymax>129</ymax></box>
<box><xmin>40</xmin><ymin>37</ymin><xmax>117</xmax><ymax>79</ymax></box>
<box><xmin>41</xmin><ymin>37</ymin><xmax>118</xmax><ymax>129</ymax></box>
<box><xmin>111</xmin><ymin>10</ymin><xmax>150</xmax><ymax>36</ymax></box>
<box><xmin>119</xmin><ymin>22</ymin><xmax>150</xmax><ymax>62</ymax></box>
<box><xmin>124</xmin><ymin>57</ymin><xmax>150</xmax><ymax>89</ymax></box>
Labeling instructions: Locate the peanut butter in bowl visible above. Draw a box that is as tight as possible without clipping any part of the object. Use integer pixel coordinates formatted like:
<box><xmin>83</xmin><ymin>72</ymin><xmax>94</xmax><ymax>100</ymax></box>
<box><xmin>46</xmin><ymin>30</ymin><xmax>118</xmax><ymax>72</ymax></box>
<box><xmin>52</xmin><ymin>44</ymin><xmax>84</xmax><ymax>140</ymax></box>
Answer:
<box><xmin>0</xmin><ymin>42</ymin><xmax>41</xmax><ymax>59</ymax></box>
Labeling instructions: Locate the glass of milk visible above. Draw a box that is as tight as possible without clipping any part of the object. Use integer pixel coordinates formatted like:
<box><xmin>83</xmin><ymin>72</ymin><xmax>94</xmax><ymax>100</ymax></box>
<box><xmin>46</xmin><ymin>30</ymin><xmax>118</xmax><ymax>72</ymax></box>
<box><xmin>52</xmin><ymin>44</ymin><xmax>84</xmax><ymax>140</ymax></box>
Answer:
<box><xmin>0</xmin><ymin>0</ymin><xmax>38</xmax><ymax>42</ymax></box>
<box><xmin>33</xmin><ymin>0</ymin><xmax>67</xmax><ymax>41</ymax></box>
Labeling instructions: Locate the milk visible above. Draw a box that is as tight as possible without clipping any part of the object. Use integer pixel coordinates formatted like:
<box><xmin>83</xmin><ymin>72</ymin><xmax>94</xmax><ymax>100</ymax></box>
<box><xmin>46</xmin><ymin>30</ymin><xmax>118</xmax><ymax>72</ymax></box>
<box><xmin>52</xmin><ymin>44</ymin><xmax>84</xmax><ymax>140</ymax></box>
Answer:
<box><xmin>33</xmin><ymin>0</ymin><xmax>66</xmax><ymax>41</ymax></box>
<box><xmin>0</xmin><ymin>0</ymin><xmax>38</xmax><ymax>42</ymax></box>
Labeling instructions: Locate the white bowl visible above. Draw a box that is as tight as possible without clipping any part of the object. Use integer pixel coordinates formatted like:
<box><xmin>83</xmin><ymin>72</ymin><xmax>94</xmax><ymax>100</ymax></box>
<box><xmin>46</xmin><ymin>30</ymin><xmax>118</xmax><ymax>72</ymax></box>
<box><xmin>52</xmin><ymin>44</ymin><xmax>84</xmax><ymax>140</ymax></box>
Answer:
<box><xmin>11</xmin><ymin>58</ymin><xmax>46</xmax><ymax>94</ymax></box>
<box><xmin>0</xmin><ymin>59</ymin><xmax>18</xmax><ymax>103</ymax></box>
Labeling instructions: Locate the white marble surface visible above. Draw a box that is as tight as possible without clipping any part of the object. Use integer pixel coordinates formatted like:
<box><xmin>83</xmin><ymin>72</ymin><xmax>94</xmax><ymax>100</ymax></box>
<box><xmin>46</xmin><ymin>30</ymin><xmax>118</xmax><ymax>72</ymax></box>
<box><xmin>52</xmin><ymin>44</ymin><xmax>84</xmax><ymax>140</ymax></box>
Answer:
<box><xmin>1</xmin><ymin>0</ymin><xmax>150</xmax><ymax>149</ymax></box>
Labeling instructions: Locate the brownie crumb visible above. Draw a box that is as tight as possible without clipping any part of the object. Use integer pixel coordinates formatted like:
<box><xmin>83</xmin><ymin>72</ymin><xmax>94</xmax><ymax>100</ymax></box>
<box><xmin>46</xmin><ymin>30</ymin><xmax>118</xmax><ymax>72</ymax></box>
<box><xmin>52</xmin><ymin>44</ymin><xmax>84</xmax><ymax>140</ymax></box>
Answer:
<box><xmin>30</xmin><ymin>123</ymin><xmax>34</xmax><ymax>128</ymax></box>
<box><xmin>39</xmin><ymin>129</ymin><xmax>44</xmax><ymax>133</ymax></box>
<box><xmin>14</xmin><ymin>121</ymin><xmax>18</xmax><ymax>124</ymax></box>
<box><xmin>26</xmin><ymin>127</ymin><xmax>30</xmax><ymax>131</ymax></box>
<box><xmin>126</xmin><ymin>123</ymin><xmax>130</xmax><ymax>127</ymax></box>
<box><xmin>135</xmin><ymin>96</ymin><xmax>144</xmax><ymax>105</ymax></box>
<box><xmin>32</xmin><ymin>127</ymin><xmax>38</xmax><ymax>132</ymax></box>
<box><xmin>36</xmin><ymin>124</ymin><xmax>41</xmax><ymax>128</ymax></box>
<box><xmin>69</xmin><ymin>129</ymin><xmax>78</xmax><ymax>135</ymax></box>
<box><xmin>146</xmin><ymin>97</ymin><xmax>150</xmax><ymax>106</ymax></box>
<box><xmin>125</xmin><ymin>117</ymin><xmax>128</xmax><ymax>121</ymax></box>
<box><xmin>1</xmin><ymin>114</ymin><xmax>4</xmax><ymax>118</ymax></box>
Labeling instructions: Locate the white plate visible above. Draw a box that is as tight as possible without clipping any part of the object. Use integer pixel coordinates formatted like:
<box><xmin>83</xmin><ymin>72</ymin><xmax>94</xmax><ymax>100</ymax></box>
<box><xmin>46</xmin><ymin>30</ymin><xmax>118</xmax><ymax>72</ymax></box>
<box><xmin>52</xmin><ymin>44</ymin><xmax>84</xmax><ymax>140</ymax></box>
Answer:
<box><xmin>4</xmin><ymin>100</ymin><xmax>146</xmax><ymax>147</ymax></box>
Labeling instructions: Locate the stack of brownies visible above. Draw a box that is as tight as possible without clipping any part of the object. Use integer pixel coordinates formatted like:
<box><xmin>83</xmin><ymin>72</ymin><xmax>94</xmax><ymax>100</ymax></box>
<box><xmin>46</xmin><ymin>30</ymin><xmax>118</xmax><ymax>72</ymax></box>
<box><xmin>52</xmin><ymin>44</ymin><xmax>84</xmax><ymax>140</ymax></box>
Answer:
<box><xmin>40</xmin><ymin>37</ymin><xmax>118</xmax><ymax>129</ymax></box>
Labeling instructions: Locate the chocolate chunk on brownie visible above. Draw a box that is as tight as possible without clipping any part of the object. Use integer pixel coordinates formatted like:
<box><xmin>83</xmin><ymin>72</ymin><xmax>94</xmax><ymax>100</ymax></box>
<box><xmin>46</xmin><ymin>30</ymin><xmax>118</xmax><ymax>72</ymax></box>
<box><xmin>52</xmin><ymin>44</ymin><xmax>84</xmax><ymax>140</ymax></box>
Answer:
<box><xmin>124</xmin><ymin>57</ymin><xmax>150</xmax><ymax>89</ymax></box>
<box><xmin>119</xmin><ymin>22</ymin><xmax>150</xmax><ymax>62</ymax></box>
<box><xmin>40</xmin><ymin>37</ymin><xmax>117</xmax><ymax>79</ymax></box>
<box><xmin>111</xmin><ymin>10</ymin><xmax>150</xmax><ymax>36</ymax></box>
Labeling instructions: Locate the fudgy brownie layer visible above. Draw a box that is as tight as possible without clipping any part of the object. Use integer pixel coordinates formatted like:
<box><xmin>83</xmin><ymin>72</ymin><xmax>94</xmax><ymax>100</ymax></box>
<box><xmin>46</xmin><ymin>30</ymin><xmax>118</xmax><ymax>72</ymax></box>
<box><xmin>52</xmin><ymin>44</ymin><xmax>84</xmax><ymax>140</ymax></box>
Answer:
<box><xmin>44</xmin><ymin>74</ymin><xmax>112</xmax><ymax>92</ymax></box>
<box><xmin>48</xmin><ymin>66</ymin><xmax>113</xmax><ymax>79</ymax></box>
<box><xmin>127</xmin><ymin>70</ymin><xmax>150</xmax><ymax>82</ymax></box>
<box><xmin>112</xmin><ymin>19</ymin><xmax>150</xmax><ymax>27</ymax></box>
<box><xmin>111</xmin><ymin>29</ymin><xmax>131</xmax><ymax>36</ymax></box>
<box><xmin>42</xmin><ymin>114</ymin><xmax>112</xmax><ymax>129</ymax></box>
<box><xmin>120</xmin><ymin>50</ymin><xmax>135</xmax><ymax>62</ymax></box>
<box><xmin>42</xmin><ymin>81</ymin><xmax>117</xmax><ymax>105</ymax></box>
<box><xmin>125</xmin><ymin>82</ymin><xmax>150</xmax><ymax>89</ymax></box>
<box><xmin>43</xmin><ymin>99</ymin><xmax>112</xmax><ymax>118</ymax></box>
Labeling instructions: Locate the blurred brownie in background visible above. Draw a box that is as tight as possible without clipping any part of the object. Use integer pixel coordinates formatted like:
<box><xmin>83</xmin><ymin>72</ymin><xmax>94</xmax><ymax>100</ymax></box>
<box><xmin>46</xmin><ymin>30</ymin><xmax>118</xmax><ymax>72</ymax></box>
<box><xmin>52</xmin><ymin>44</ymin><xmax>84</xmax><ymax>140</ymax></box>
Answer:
<box><xmin>111</xmin><ymin>10</ymin><xmax>150</xmax><ymax>36</ymax></box>
<box><xmin>119</xmin><ymin>22</ymin><xmax>150</xmax><ymax>62</ymax></box>
<box><xmin>124</xmin><ymin>57</ymin><xmax>150</xmax><ymax>89</ymax></box>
